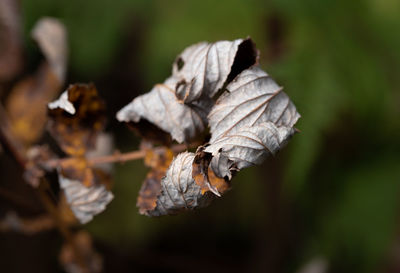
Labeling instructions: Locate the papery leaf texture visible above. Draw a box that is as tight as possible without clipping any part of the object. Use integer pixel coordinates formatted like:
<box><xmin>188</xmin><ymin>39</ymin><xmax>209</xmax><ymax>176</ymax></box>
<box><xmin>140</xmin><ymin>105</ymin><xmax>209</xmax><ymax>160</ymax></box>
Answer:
<box><xmin>208</xmin><ymin>66</ymin><xmax>300</xmax><ymax>143</ymax></box>
<box><xmin>116</xmin><ymin>38</ymin><xmax>258</xmax><ymax>144</ymax></box>
<box><xmin>117</xmin><ymin>78</ymin><xmax>206</xmax><ymax>143</ymax></box>
<box><xmin>172</xmin><ymin>38</ymin><xmax>258</xmax><ymax>103</ymax></box>
<box><xmin>47</xmin><ymin>83</ymin><xmax>106</xmax><ymax>156</ymax></box>
<box><xmin>58</xmin><ymin>172</ymin><xmax>113</xmax><ymax>224</ymax></box>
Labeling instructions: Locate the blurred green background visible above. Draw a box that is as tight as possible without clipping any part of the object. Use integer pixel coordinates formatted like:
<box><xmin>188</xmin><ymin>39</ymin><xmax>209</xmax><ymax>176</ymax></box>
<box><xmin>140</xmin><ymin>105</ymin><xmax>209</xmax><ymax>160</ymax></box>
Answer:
<box><xmin>7</xmin><ymin>0</ymin><xmax>400</xmax><ymax>272</ymax></box>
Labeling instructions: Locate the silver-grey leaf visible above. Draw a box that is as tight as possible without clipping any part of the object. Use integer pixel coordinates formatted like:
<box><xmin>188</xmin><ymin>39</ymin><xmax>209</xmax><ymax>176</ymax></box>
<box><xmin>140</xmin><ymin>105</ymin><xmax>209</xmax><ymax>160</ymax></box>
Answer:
<box><xmin>147</xmin><ymin>152</ymin><xmax>213</xmax><ymax>217</ymax></box>
<box><xmin>116</xmin><ymin>77</ymin><xmax>206</xmax><ymax>143</ymax></box>
<box><xmin>172</xmin><ymin>38</ymin><xmax>256</xmax><ymax>103</ymax></box>
<box><xmin>208</xmin><ymin>66</ymin><xmax>300</xmax><ymax>143</ymax></box>
<box><xmin>31</xmin><ymin>17</ymin><xmax>68</xmax><ymax>83</ymax></box>
<box><xmin>206</xmin><ymin>122</ymin><xmax>296</xmax><ymax>178</ymax></box>
<box><xmin>58</xmin><ymin>173</ymin><xmax>114</xmax><ymax>224</ymax></box>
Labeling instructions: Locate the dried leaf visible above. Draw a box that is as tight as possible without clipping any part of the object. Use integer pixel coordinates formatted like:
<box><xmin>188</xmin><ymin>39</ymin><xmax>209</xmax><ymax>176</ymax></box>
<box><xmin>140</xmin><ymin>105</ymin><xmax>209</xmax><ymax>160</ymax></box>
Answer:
<box><xmin>137</xmin><ymin>147</ymin><xmax>174</xmax><ymax>214</ymax></box>
<box><xmin>6</xmin><ymin>63</ymin><xmax>60</xmax><ymax>146</ymax></box>
<box><xmin>5</xmin><ymin>17</ymin><xmax>67</xmax><ymax>146</ymax></box>
<box><xmin>142</xmin><ymin>152</ymin><xmax>207</xmax><ymax>216</ymax></box>
<box><xmin>117</xmin><ymin>78</ymin><xmax>206</xmax><ymax>143</ymax></box>
<box><xmin>59</xmin><ymin>157</ymin><xmax>95</xmax><ymax>187</ymax></box>
<box><xmin>205</xmin><ymin>122</ymin><xmax>296</xmax><ymax>178</ymax></box>
<box><xmin>117</xmin><ymin>38</ymin><xmax>258</xmax><ymax>143</ymax></box>
<box><xmin>141</xmin><ymin>151</ymin><xmax>229</xmax><ymax>216</ymax></box>
<box><xmin>192</xmin><ymin>146</ymin><xmax>224</xmax><ymax>196</ymax></box>
<box><xmin>31</xmin><ymin>17</ymin><xmax>68</xmax><ymax>83</ymax></box>
<box><xmin>48</xmin><ymin>83</ymin><xmax>106</xmax><ymax>156</ymax></box>
<box><xmin>59</xmin><ymin>230</ymin><xmax>103</xmax><ymax>273</ymax></box>
<box><xmin>172</xmin><ymin>38</ymin><xmax>258</xmax><ymax>103</ymax></box>
<box><xmin>208</xmin><ymin>66</ymin><xmax>300</xmax><ymax>143</ymax></box>
<box><xmin>58</xmin><ymin>171</ymin><xmax>114</xmax><ymax>224</ymax></box>
<box><xmin>0</xmin><ymin>0</ymin><xmax>23</xmax><ymax>83</ymax></box>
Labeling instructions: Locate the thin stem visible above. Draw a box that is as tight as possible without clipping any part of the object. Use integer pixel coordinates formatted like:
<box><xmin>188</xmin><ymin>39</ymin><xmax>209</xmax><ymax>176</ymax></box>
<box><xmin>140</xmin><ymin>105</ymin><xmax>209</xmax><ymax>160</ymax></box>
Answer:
<box><xmin>44</xmin><ymin>143</ymin><xmax>193</xmax><ymax>169</ymax></box>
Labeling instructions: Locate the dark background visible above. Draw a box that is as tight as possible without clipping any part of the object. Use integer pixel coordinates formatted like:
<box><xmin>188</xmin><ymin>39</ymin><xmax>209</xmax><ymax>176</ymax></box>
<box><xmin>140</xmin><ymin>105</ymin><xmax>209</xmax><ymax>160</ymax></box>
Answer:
<box><xmin>1</xmin><ymin>0</ymin><xmax>400</xmax><ymax>272</ymax></box>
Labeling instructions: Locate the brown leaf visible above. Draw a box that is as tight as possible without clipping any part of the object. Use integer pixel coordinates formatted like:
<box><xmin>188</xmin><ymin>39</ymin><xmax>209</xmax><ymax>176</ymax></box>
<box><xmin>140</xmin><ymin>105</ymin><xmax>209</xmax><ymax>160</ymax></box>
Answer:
<box><xmin>6</xmin><ymin>63</ymin><xmax>61</xmax><ymax>147</ymax></box>
<box><xmin>59</xmin><ymin>157</ymin><xmax>95</xmax><ymax>187</ymax></box>
<box><xmin>59</xmin><ymin>230</ymin><xmax>103</xmax><ymax>273</ymax></box>
<box><xmin>192</xmin><ymin>146</ymin><xmax>223</xmax><ymax>196</ymax></box>
<box><xmin>5</xmin><ymin>17</ymin><xmax>68</xmax><ymax>147</ymax></box>
<box><xmin>47</xmin><ymin>83</ymin><xmax>106</xmax><ymax>156</ymax></box>
<box><xmin>137</xmin><ymin>147</ymin><xmax>174</xmax><ymax>215</ymax></box>
<box><xmin>0</xmin><ymin>0</ymin><xmax>23</xmax><ymax>83</ymax></box>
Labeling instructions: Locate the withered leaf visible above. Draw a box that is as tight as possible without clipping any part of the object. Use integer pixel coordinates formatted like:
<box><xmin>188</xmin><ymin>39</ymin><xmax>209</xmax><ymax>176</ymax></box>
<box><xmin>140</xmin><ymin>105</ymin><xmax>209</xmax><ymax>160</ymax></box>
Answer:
<box><xmin>58</xmin><ymin>171</ymin><xmax>114</xmax><ymax>224</ymax></box>
<box><xmin>141</xmin><ymin>151</ymin><xmax>229</xmax><ymax>217</ymax></box>
<box><xmin>206</xmin><ymin>122</ymin><xmax>296</xmax><ymax>178</ymax></box>
<box><xmin>47</xmin><ymin>83</ymin><xmax>106</xmax><ymax>156</ymax></box>
<box><xmin>137</xmin><ymin>147</ymin><xmax>174</xmax><ymax>215</ymax></box>
<box><xmin>59</xmin><ymin>230</ymin><xmax>103</xmax><ymax>273</ymax></box>
<box><xmin>192</xmin><ymin>146</ymin><xmax>223</xmax><ymax>196</ymax></box>
<box><xmin>31</xmin><ymin>17</ymin><xmax>68</xmax><ymax>83</ymax></box>
<box><xmin>208</xmin><ymin>66</ymin><xmax>300</xmax><ymax>143</ymax></box>
<box><xmin>117</xmin><ymin>77</ymin><xmax>206</xmax><ymax>143</ymax></box>
<box><xmin>6</xmin><ymin>63</ymin><xmax>61</xmax><ymax>146</ymax></box>
<box><xmin>172</xmin><ymin>38</ymin><xmax>258</xmax><ymax>103</ymax></box>
<box><xmin>5</xmin><ymin>17</ymin><xmax>68</xmax><ymax>147</ymax></box>
<box><xmin>59</xmin><ymin>157</ymin><xmax>96</xmax><ymax>187</ymax></box>
<box><xmin>0</xmin><ymin>0</ymin><xmax>23</xmax><ymax>83</ymax></box>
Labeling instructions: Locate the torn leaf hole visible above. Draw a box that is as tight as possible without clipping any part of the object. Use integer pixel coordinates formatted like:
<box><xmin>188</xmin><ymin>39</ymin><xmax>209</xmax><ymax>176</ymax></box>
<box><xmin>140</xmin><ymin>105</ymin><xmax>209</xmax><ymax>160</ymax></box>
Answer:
<box><xmin>226</xmin><ymin>38</ymin><xmax>258</xmax><ymax>83</ymax></box>
<box><xmin>176</xmin><ymin>57</ymin><xmax>185</xmax><ymax>71</ymax></box>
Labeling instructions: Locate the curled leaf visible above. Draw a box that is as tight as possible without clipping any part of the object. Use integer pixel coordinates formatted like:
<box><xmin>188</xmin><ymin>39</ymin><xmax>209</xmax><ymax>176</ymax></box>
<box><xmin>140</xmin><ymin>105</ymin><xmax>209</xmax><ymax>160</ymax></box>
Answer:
<box><xmin>141</xmin><ymin>152</ymin><xmax>210</xmax><ymax>216</ymax></box>
<box><xmin>31</xmin><ymin>17</ymin><xmax>68</xmax><ymax>83</ymax></box>
<box><xmin>141</xmin><ymin>151</ymin><xmax>229</xmax><ymax>216</ymax></box>
<box><xmin>172</xmin><ymin>38</ymin><xmax>258</xmax><ymax>102</ymax></box>
<box><xmin>208</xmin><ymin>66</ymin><xmax>300</xmax><ymax>143</ymax></box>
<box><xmin>47</xmin><ymin>83</ymin><xmax>106</xmax><ymax>156</ymax></box>
<box><xmin>116</xmin><ymin>78</ymin><xmax>206</xmax><ymax>143</ymax></box>
<box><xmin>58</xmin><ymin>171</ymin><xmax>114</xmax><ymax>224</ymax></box>
<box><xmin>206</xmin><ymin>122</ymin><xmax>296</xmax><ymax>178</ymax></box>
<box><xmin>192</xmin><ymin>146</ymin><xmax>223</xmax><ymax>196</ymax></box>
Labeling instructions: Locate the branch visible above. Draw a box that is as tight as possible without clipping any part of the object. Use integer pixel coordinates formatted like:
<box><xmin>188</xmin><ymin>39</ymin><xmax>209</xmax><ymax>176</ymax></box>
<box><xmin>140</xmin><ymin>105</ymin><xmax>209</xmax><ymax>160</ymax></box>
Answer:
<box><xmin>43</xmin><ymin>143</ymin><xmax>193</xmax><ymax>169</ymax></box>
